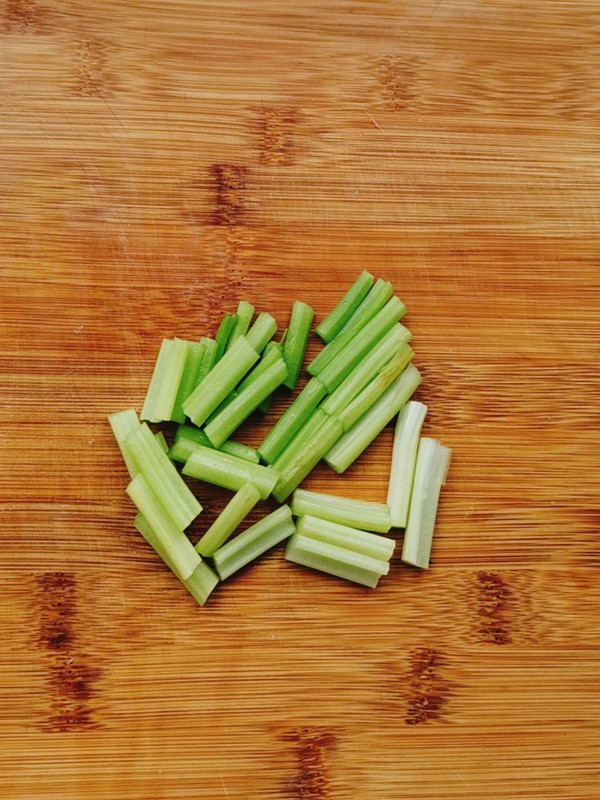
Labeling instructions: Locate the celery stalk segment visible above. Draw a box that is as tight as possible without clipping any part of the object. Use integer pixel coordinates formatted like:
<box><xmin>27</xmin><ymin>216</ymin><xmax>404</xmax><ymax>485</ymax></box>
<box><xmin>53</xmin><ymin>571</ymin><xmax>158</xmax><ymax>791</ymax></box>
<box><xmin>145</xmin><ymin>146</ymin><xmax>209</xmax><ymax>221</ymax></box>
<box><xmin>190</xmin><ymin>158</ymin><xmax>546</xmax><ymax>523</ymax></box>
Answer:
<box><xmin>170</xmin><ymin>424</ymin><xmax>259</xmax><ymax>464</ymax></box>
<box><xmin>387</xmin><ymin>400</ymin><xmax>428</xmax><ymax>528</ymax></box>
<box><xmin>291</xmin><ymin>488</ymin><xmax>392</xmax><ymax>533</ymax></box>
<box><xmin>214</xmin><ymin>313</ymin><xmax>237</xmax><ymax>361</ymax></box>
<box><xmin>245</xmin><ymin>311</ymin><xmax>278</xmax><ymax>353</ymax></box>
<box><xmin>196</xmin><ymin>483</ymin><xmax>261</xmax><ymax>556</ymax></box>
<box><xmin>171</xmin><ymin>340</ymin><xmax>205</xmax><ymax>424</ymax></box>
<box><xmin>182</xmin><ymin>444</ymin><xmax>279</xmax><ymax>500</ymax></box>
<box><xmin>108</xmin><ymin>407</ymin><xmax>141</xmax><ymax>478</ymax></box>
<box><xmin>141</xmin><ymin>338</ymin><xmax>190</xmax><ymax>423</ymax></box>
<box><xmin>285</xmin><ymin>533</ymin><xmax>389</xmax><ymax>588</ymax></box>
<box><xmin>296</xmin><ymin>515</ymin><xmax>395</xmax><ymax>561</ymax></box>
<box><xmin>282</xmin><ymin>301</ymin><xmax>314</xmax><ymax>390</ymax></box>
<box><xmin>227</xmin><ymin>300</ymin><xmax>255</xmax><ymax>349</ymax></box>
<box><xmin>315</xmin><ymin>270</ymin><xmax>375</xmax><ymax>343</ymax></box>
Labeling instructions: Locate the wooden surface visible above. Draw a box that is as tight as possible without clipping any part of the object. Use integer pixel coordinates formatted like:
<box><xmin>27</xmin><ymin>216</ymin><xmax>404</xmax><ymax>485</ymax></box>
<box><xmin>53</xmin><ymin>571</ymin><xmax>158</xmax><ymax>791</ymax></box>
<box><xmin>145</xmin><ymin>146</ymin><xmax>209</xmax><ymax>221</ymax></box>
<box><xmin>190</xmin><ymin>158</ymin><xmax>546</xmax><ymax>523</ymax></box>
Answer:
<box><xmin>1</xmin><ymin>1</ymin><xmax>599</xmax><ymax>798</ymax></box>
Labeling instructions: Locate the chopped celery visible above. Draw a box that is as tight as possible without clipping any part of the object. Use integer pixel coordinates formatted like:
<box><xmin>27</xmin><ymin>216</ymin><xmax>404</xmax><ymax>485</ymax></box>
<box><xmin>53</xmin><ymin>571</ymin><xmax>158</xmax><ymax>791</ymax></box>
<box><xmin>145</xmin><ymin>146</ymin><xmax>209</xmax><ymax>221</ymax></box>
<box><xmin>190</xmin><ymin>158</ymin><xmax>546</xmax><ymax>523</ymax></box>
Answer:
<box><xmin>195</xmin><ymin>337</ymin><xmax>218</xmax><ymax>386</ymax></box>
<box><xmin>141</xmin><ymin>338</ymin><xmax>190</xmax><ymax>423</ymax></box>
<box><xmin>172</xmin><ymin>424</ymin><xmax>260</xmax><ymax>464</ymax></box>
<box><xmin>211</xmin><ymin>505</ymin><xmax>295</xmax><ymax>580</ymax></box>
<box><xmin>296</xmin><ymin>515</ymin><xmax>395</xmax><ymax>561</ymax></box>
<box><xmin>285</xmin><ymin>533</ymin><xmax>390</xmax><ymax>588</ymax></box>
<box><xmin>171</xmin><ymin>340</ymin><xmax>205</xmax><ymax>424</ymax></box>
<box><xmin>291</xmin><ymin>488</ymin><xmax>392</xmax><ymax>533</ymax></box>
<box><xmin>214</xmin><ymin>313</ymin><xmax>237</xmax><ymax>361</ymax></box>
<box><xmin>183</xmin><ymin>335</ymin><xmax>259</xmax><ymax>427</ymax></box>
<box><xmin>204</xmin><ymin>357</ymin><xmax>288</xmax><ymax>448</ymax></box>
<box><xmin>183</xmin><ymin>560</ymin><xmax>220</xmax><ymax>606</ymax></box>
<box><xmin>402</xmin><ymin>438</ymin><xmax>451</xmax><ymax>569</ymax></box>
<box><xmin>257</xmin><ymin>377</ymin><xmax>327</xmax><ymax>464</ymax></box>
<box><xmin>108</xmin><ymin>407</ymin><xmax>141</xmax><ymax>478</ymax></box>
<box><xmin>182</xmin><ymin>444</ymin><xmax>279</xmax><ymax>500</ymax></box>
<box><xmin>324</xmin><ymin>364</ymin><xmax>421</xmax><ymax>474</ymax></box>
<box><xmin>387</xmin><ymin>401</ymin><xmax>428</xmax><ymax>528</ymax></box>
<box><xmin>315</xmin><ymin>270</ymin><xmax>375</xmax><ymax>343</ymax></box>
<box><xmin>271</xmin><ymin>408</ymin><xmax>332</xmax><ymax>475</ymax></box>
<box><xmin>226</xmin><ymin>300</ymin><xmax>255</xmax><ymax>349</ymax></box>
<box><xmin>196</xmin><ymin>484</ymin><xmax>261</xmax><ymax>556</ymax></box>
<box><xmin>154</xmin><ymin>430</ymin><xmax>169</xmax><ymax>453</ymax></box>
<box><xmin>245</xmin><ymin>311</ymin><xmax>278</xmax><ymax>353</ymax></box>
<box><xmin>282</xmin><ymin>301</ymin><xmax>314</xmax><ymax>390</ymax></box>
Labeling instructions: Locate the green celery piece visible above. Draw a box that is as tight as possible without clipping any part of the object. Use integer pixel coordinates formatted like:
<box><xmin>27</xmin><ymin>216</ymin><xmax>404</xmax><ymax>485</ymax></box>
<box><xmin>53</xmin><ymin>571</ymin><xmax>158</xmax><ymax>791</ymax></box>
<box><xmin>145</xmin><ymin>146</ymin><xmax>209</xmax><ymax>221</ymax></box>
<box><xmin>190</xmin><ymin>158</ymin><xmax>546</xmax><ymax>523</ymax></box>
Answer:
<box><xmin>296</xmin><ymin>514</ymin><xmax>395</xmax><ymax>561</ymax></box>
<box><xmin>285</xmin><ymin>533</ymin><xmax>389</xmax><ymax>588</ymax></box>
<box><xmin>182</xmin><ymin>445</ymin><xmax>279</xmax><ymax>500</ymax></box>
<box><xmin>320</xmin><ymin>324</ymin><xmax>411</xmax><ymax>418</ymax></box>
<box><xmin>195</xmin><ymin>337</ymin><xmax>218</xmax><ymax>387</ymax></box>
<box><xmin>257</xmin><ymin>377</ymin><xmax>327</xmax><ymax>464</ymax></box>
<box><xmin>182</xmin><ymin>335</ymin><xmax>259</xmax><ymax>427</ymax></box>
<box><xmin>171</xmin><ymin>424</ymin><xmax>259</xmax><ymax>464</ymax></box>
<box><xmin>125</xmin><ymin>422</ymin><xmax>202</xmax><ymax>529</ymax></box>
<box><xmin>134</xmin><ymin>512</ymin><xmax>180</xmax><ymax>575</ymax></box>
<box><xmin>402</xmin><ymin>438</ymin><xmax>451</xmax><ymax>569</ymax></box>
<box><xmin>204</xmin><ymin>357</ymin><xmax>288</xmax><ymax>448</ymax></box>
<box><xmin>196</xmin><ymin>483</ymin><xmax>261</xmax><ymax>556</ymax></box>
<box><xmin>154</xmin><ymin>430</ymin><xmax>169</xmax><ymax>452</ymax></box>
<box><xmin>214</xmin><ymin>313</ymin><xmax>237</xmax><ymax>361</ymax></box>
<box><xmin>271</xmin><ymin>412</ymin><xmax>344</xmax><ymax>503</ymax></box>
<box><xmin>291</xmin><ymin>488</ymin><xmax>392</xmax><ymax>533</ymax></box>
<box><xmin>337</xmin><ymin>344</ymin><xmax>414</xmax><ymax>431</ymax></box>
<box><xmin>271</xmin><ymin>407</ymin><xmax>332</xmax><ymax>476</ymax></box>
<box><xmin>316</xmin><ymin>295</ymin><xmax>407</xmax><ymax>392</ymax></box>
<box><xmin>108</xmin><ymin>407</ymin><xmax>141</xmax><ymax>478</ymax></box>
<box><xmin>141</xmin><ymin>338</ymin><xmax>190</xmax><ymax>423</ymax></box>
<box><xmin>387</xmin><ymin>400</ymin><xmax>428</xmax><ymax>528</ymax></box>
<box><xmin>324</xmin><ymin>363</ymin><xmax>422</xmax><ymax>474</ymax></box>
<box><xmin>171</xmin><ymin>340</ymin><xmax>205</xmax><ymax>424</ymax></box>
<box><xmin>282</xmin><ymin>301</ymin><xmax>314</xmax><ymax>390</ymax></box>
<box><xmin>226</xmin><ymin>300</ymin><xmax>255</xmax><ymax>349</ymax></box>
<box><xmin>126</xmin><ymin>474</ymin><xmax>200</xmax><ymax>580</ymax></box>
<box><xmin>315</xmin><ymin>271</ymin><xmax>375</xmax><ymax>343</ymax></box>
<box><xmin>308</xmin><ymin>278</ymin><xmax>396</xmax><ymax>376</ymax></box>
<box><xmin>245</xmin><ymin>311</ymin><xmax>278</xmax><ymax>353</ymax></box>
<box><xmin>211</xmin><ymin>505</ymin><xmax>295</xmax><ymax>580</ymax></box>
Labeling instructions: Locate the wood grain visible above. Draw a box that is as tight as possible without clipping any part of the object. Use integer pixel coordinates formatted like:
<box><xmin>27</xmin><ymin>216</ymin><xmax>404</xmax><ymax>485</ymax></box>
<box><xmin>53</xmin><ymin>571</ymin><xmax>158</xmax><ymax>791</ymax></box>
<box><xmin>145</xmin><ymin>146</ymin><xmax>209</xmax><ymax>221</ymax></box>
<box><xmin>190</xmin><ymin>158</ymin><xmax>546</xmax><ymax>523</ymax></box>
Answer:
<box><xmin>1</xmin><ymin>1</ymin><xmax>599</xmax><ymax>798</ymax></box>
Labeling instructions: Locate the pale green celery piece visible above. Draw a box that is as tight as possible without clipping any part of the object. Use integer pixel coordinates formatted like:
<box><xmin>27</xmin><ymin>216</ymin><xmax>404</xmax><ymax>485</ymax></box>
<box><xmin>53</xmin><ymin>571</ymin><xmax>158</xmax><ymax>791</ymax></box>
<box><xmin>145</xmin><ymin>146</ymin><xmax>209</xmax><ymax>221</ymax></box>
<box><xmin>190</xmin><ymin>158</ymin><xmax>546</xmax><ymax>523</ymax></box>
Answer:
<box><xmin>171</xmin><ymin>425</ymin><xmax>260</xmax><ymax>464</ymax></box>
<box><xmin>205</xmin><ymin>358</ymin><xmax>288</xmax><ymax>448</ymax></box>
<box><xmin>315</xmin><ymin>271</ymin><xmax>375</xmax><ymax>343</ymax></box>
<box><xmin>271</xmin><ymin>408</ymin><xmax>331</xmax><ymax>475</ymax></box>
<box><xmin>285</xmin><ymin>533</ymin><xmax>389</xmax><ymax>588</ymax></box>
<box><xmin>195</xmin><ymin>337</ymin><xmax>218</xmax><ymax>387</ymax></box>
<box><xmin>107</xmin><ymin>407</ymin><xmax>141</xmax><ymax>477</ymax></box>
<box><xmin>182</xmin><ymin>335</ymin><xmax>259</xmax><ymax>427</ymax></box>
<box><xmin>245</xmin><ymin>312</ymin><xmax>278</xmax><ymax>353</ymax></box>
<box><xmin>125</xmin><ymin>422</ymin><xmax>202</xmax><ymax>529</ymax></box>
<box><xmin>337</xmin><ymin>344</ymin><xmax>414</xmax><ymax>431</ymax></box>
<box><xmin>282</xmin><ymin>301</ymin><xmax>314</xmax><ymax>390</ymax></box>
<box><xmin>171</xmin><ymin>340</ymin><xmax>205</xmax><ymax>424</ymax></box>
<box><xmin>257</xmin><ymin>377</ymin><xmax>327</xmax><ymax>464</ymax></box>
<box><xmin>154</xmin><ymin>430</ymin><xmax>169</xmax><ymax>453</ymax></box>
<box><xmin>387</xmin><ymin>400</ymin><xmax>428</xmax><ymax>528</ymax></box>
<box><xmin>402</xmin><ymin>437</ymin><xmax>451</xmax><ymax>569</ymax></box>
<box><xmin>141</xmin><ymin>338</ymin><xmax>190</xmax><ymax>423</ymax></box>
<box><xmin>316</xmin><ymin>295</ymin><xmax>407</xmax><ymax>392</ymax></box>
<box><xmin>214</xmin><ymin>313</ymin><xmax>237</xmax><ymax>361</ymax></box>
<box><xmin>211</xmin><ymin>505</ymin><xmax>295</xmax><ymax>580</ymax></box>
<box><xmin>183</xmin><ymin>560</ymin><xmax>220</xmax><ymax>606</ymax></box>
<box><xmin>296</xmin><ymin>515</ymin><xmax>395</xmax><ymax>561</ymax></box>
<box><xmin>226</xmin><ymin>300</ymin><xmax>255</xmax><ymax>349</ymax></box>
<box><xmin>134</xmin><ymin>512</ymin><xmax>180</xmax><ymax>575</ymax></box>
<box><xmin>308</xmin><ymin>278</ymin><xmax>396</xmax><ymax>376</ymax></box>
<box><xmin>196</xmin><ymin>484</ymin><xmax>261</xmax><ymax>556</ymax></box>
<box><xmin>291</xmin><ymin>488</ymin><xmax>392</xmax><ymax>533</ymax></box>
<box><xmin>271</xmin><ymin>413</ymin><xmax>344</xmax><ymax>503</ymax></box>
<box><xmin>324</xmin><ymin>363</ymin><xmax>422</xmax><ymax>474</ymax></box>
<box><xmin>182</xmin><ymin>445</ymin><xmax>279</xmax><ymax>500</ymax></box>
<box><xmin>320</xmin><ymin>325</ymin><xmax>410</xmax><ymax>418</ymax></box>
<box><xmin>126</xmin><ymin>475</ymin><xmax>200</xmax><ymax>580</ymax></box>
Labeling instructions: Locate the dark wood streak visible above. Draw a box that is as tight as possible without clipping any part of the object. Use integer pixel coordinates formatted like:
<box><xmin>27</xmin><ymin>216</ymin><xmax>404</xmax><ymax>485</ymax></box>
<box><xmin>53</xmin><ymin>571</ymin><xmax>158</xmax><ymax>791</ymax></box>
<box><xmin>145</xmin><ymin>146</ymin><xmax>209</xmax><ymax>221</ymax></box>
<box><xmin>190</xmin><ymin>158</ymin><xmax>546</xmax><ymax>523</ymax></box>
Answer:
<box><xmin>210</xmin><ymin>163</ymin><xmax>248</xmax><ymax>227</ymax></box>
<box><xmin>282</xmin><ymin>727</ymin><xmax>337</xmax><ymax>799</ymax></box>
<box><xmin>5</xmin><ymin>0</ymin><xmax>41</xmax><ymax>32</ymax></box>
<box><xmin>254</xmin><ymin>105</ymin><xmax>300</xmax><ymax>166</ymax></box>
<box><xmin>476</xmin><ymin>571</ymin><xmax>513</xmax><ymax>645</ymax></box>
<box><xmin>405</xmin><ymin>647</ymin><xmax>450</xmax><ymax>725</ymax></box>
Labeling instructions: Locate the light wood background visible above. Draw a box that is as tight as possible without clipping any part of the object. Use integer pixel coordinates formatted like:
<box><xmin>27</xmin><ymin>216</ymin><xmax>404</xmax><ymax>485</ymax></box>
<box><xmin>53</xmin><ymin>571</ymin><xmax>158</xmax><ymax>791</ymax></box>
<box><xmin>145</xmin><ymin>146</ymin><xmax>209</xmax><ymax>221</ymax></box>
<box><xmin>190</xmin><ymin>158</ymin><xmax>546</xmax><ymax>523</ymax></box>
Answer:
<box><xmin>1</xmin><ymin>1</ymin><xmax>599</xmax><ymax>798</ymax></box>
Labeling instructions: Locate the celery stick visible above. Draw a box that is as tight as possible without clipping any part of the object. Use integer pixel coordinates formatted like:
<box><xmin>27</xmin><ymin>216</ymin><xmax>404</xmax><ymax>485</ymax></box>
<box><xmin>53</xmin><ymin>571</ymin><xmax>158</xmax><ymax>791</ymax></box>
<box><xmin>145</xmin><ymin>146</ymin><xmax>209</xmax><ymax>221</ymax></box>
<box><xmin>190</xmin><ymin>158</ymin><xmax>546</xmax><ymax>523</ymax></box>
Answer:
<box><xmin>171</xmin><ymin>424</ymin><xmax>259</xmax><ymax>464</ymax></box>
<box><xmin>183</xmin><ymin>335</ymin><xmax>259</xmax><ymax>427</ymax></box>
<box><xmin>271</xmin><ymin>413</ymin><xmax>344</xmax><ymax>503</ymax></box>
<box><xmin>320</xmin><ymin>324</ymin><xmax>409</xmax><ymax>418</ymax></box>
<box><xmin>182</xmin><ymin>445</ymin><xmax>279</xmax><ymax>500</ymax></box>
<box><xmin>402</xmin><ymin>438</ymin><xmax>451</xmax><ymax>569</ymax></box>
<box><xmin>141</xmin><ymin>338</ymin><xmax>190</xmax><ymax>423</ymax></box>
<box><xmin>257</xmin><ymin>377</ymin><xmax>327</xmax><ymax>464</ymax></box>
<box><xmin>316</xmin><ymin>295</ymin><xmax>407</xmax><ymax>392</ymax></box>
<box><xmin>154</xmin><ymin>430</ymin><xmax>169</xmax><ymax>453</ymax></box>
<box><xmin>126</xmin><ymin>474</ymin><xmax>200</xmax><ymax>580</ymax></box>
<box><xmin>196</xmin><ymin>484</ymin><xmax>261</xmax><ymax>556</ymax></box>
<box><xmin>171</xmin><ymin>340</ymin><xmax>205</xmax><ymax>424</ymax></box>
<box><xmin>285</xmin><ymin>533</ymin><xmax>389</xmax><ymax>588</ymax></box>
<box><xmin>211</xmin><ymin>505</ymin><xmax>295</xmax><ymax>580</ymax></box>
<box><xmin>291</xmin><ymin>488</ymin><xmax>392</xmax><ymax>533</ymax></box>
<box><xmin>134</xmin><ymin>512</ymin><xmax>180</xmax><ymax>576</ymax></box>
<box><xmin>183</xmin><ymin>560</ymin><xmax>220</xmax><ymax>606</ymax></box>
<box><xmin>324</xmin><ymin>364</ymin><xmax>422</xmax><ymax>474</ymax></box>
<box><xmin>246</xmin><ymin>311</ymin><xmax>278</xmax><ymax>353</ymax></box>
<box><xmin>108</xmin><ymin>407</ymin><xmax>141</xmax><ymax>478</ymax></box>
<box><xmin>387</xmin><ymin>401</ymin><xmax>428</xmax><ymax>528</ymax></box>
<box><xmin>125</xmin><ymin>423</ymin><xmax>203</xmax><ymax>529</ymax></box>
<box><xmin>271</xmin><ymin>408</ymin><xmax>332</xmax><ymax>475</ymax></box>
<box><xmin>282</xmin><ymin>301</ymin><xmax>314</xmax><ymax>390</ymax></box>
<box><xmin>297</xmin><ymin>515</ymin><xmax>395</xmax><ymax>561</ymax></box>
<box><xmin>195</xmin><ymin>337</ymin><xmax>218</xmax><ymax>386</ymax></box>
<box><xmin>205</xmin><ymin>357</ymin><xmax>288</xmax><ymax>448</ymax></box>
<box><xmin>226</xmin><ymin>300</ymin><xmax>255</xmax><ymax>349</ymax></box>
<box><xmin>337</xmin><ymin>344</ymin><xmax>414</xmax><ymax>431</ymax></box>
<box><xmin>214</xmin><ymin>313</ymin><xmax>237</xmax><ymax>361</ymax></box>
<box><xmin>315</xmin><ymin>271</ymin><xmax>375</xmax><ymax>343</ymax></box>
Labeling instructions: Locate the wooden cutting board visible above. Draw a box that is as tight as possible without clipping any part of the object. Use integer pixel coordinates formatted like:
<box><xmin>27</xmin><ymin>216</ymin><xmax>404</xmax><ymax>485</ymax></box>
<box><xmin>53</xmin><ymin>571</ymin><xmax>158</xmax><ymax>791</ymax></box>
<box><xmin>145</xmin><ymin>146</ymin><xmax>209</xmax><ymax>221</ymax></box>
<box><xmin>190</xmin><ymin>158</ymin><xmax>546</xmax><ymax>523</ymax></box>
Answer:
<box><xmin>1</xmin><ymin>1</ymin><xmax>599</xmax><ymax>798</ymax></box>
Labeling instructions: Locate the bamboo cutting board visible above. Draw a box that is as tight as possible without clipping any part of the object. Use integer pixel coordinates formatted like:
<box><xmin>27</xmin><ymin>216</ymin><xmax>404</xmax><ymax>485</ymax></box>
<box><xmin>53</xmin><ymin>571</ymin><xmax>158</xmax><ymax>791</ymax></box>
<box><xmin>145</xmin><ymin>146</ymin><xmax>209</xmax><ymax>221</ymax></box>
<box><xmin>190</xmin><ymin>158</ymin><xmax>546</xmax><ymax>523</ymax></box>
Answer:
<box><xmin>1</xmin><ymin>1</ymin><xmax>599</xmax><ymax>798</ymax></box>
